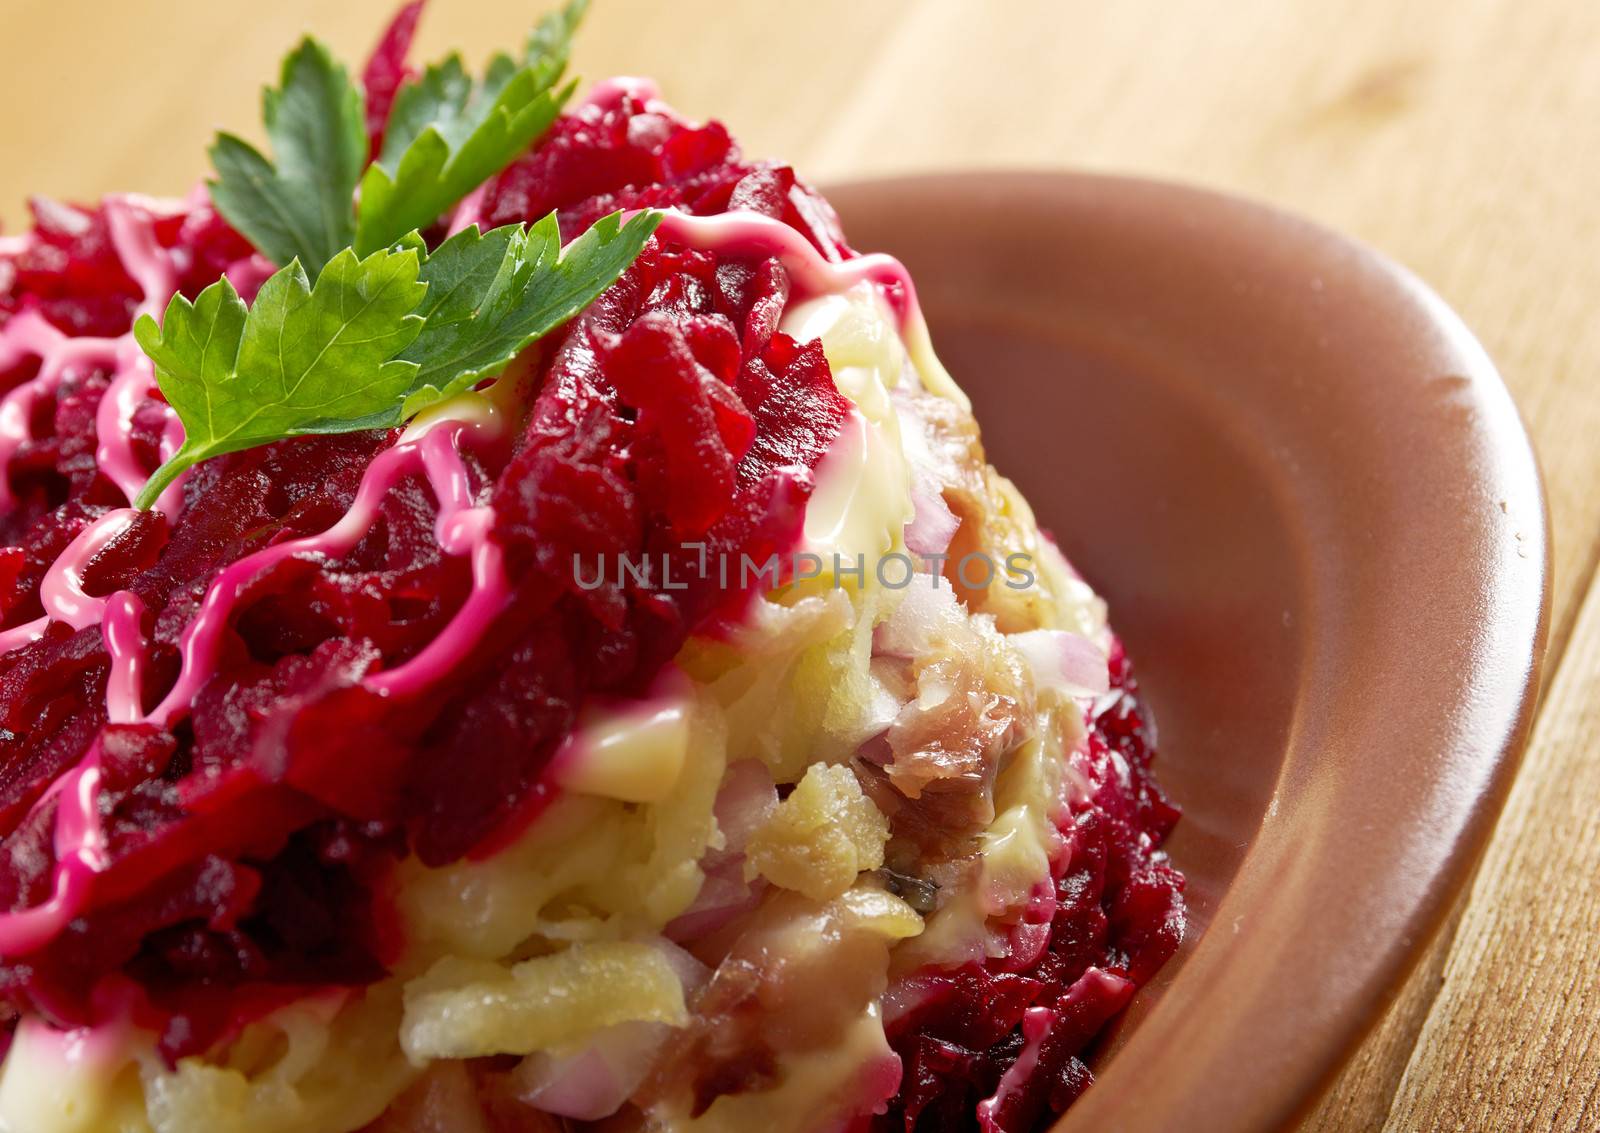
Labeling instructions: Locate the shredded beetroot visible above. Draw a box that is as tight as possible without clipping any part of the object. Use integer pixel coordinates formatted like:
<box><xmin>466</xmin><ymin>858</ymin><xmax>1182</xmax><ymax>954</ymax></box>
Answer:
<box><xmin>360</xmin><ymin>1</ymin><xmax>424</xmax><ymax>158</ymax></box>
<box><xmin>0</xmin><ymin>18</ymin><xmax>1184</xmax><ymax>1129</ymax></box>
<box><xmin>0</xmin><ymin>199</ymin><xmax>142</xmax><ymax>339</ymax></box>
<box><xmin>478</xmin><ymin>98</ymin><xmax>850</xmax><ymax>262</ymax></box>
<box><xmin>873</xmin><ymin>644</ymin><xmax>1184</xmax><ymax>1133</ymax></box>
<box><xmin>0</xmin><ymin>70</ymin><xmax>847</xmax><ymax>1058</ymax></box>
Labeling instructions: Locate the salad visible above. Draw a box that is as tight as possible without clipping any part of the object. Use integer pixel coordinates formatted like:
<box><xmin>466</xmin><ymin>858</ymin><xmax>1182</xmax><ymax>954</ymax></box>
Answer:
<box><xmin>0</xmin><ymin>4</ymin><xmax>1185</xmax><ymax>1131</ymax></box>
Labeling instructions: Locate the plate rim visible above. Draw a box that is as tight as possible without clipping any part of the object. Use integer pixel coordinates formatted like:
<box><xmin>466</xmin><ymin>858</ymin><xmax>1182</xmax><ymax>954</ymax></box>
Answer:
<box><xmin>824</xmin><ymin>169</ymin><xmax>1552</xmax><ymax>1132</ymax></box>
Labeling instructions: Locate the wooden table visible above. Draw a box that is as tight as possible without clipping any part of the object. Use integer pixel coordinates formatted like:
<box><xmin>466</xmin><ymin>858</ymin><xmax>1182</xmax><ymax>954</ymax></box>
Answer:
<box><xmin>2</xmin><ymin>1</ymin><xmax>1596</xmax><ymax>1128</ymax></box>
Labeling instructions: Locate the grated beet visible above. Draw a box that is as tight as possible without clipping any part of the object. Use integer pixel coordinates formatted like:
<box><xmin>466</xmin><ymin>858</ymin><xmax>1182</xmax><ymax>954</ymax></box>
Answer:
<box><xmin>0</xmin><ymin>16</ymin><xmax>1182</xmax><ymax>1126</ymax></box>
<box><xmin>0</xmin><ymin>200</ymin><xmax>142</xmax><ymax>338</ymax></box>
<box><xmin>0</xmin><ymin>47</ymin><xmax>849</xmax><ymax>1059</ymax></box>
<box><xmin>478</xmin><ymin>92</ymin><xmax>849</xmax><ymax>261</ymax></box>
<box><xmin>361</xmin><ymin>2</ymin><xmax>424</xmax><ymax>158</ymax></box>
<box><xmin>874</xmin><ymin>651</ymin><xmax>1185</xmax><ymax>1133</ymax></box>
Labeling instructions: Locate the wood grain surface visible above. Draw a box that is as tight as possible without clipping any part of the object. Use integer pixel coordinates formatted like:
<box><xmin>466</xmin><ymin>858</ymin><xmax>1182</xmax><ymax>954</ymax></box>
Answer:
<box><xmin>2</xmin><ymin>1</ymin><xmax>1596</xmax><ymax>1128</ymax></box>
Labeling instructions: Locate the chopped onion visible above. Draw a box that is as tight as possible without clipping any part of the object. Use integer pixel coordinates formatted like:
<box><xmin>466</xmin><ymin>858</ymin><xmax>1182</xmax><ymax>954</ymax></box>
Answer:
<box><xmin>856</xmin><ymin>1047</ymin><xmax>906</xmax><ymax>1118</ymax></box>
<box><xmin>665</xmin><ymin>854</ymin><xmax>764</xmax><ymax>943</ymax></box>
<box><xmin>509</xmin><ymin>1020</ymin><xmax>671</xmax><ymax>1121</ymax></box>
<box><xmin>664</xmin><ymin>762</ymin><xmax>776</xmax><ymax>942</ymax></box>
<box><xmin>1008</xmin><ymin>628</ymin><xmax>1109</xmax><ymax>698</ymax></box>
<box><xmin>874</xmin><ymin>578</ymin><xmax>964</xmax><ymax>659</ymax></box>
<box><xmin>650</xmin><ymin>936</ymin><xmax>711</xmax><ymax>995</ymax></box>
<box><xmin>1001</xmin><ymin>880</ymin><xmax>1058</xmax><ymax>971</ymax></box>
<box><xmin>863</xmin><ymin>667</ymin><xmax>907</xmax><ymax>736</ymax></box>
<box><xmin>1005</xmin><ymin>921</ymin><xmax>1052</xmax><ymax>971</ymax></box>
<box><xmin>714</xmin><ymin>759</ymin><xmax>777</xmax><ymax>853</ymax></box>
<box><xmin>904</xmin><ymin>481</ymin><xmax>960</xmax><ymax>556</ymax></box>
<box><xmin>891</xmin><ymin>386</ymin><xmax>961</xmax><ymax>559</ymax></box>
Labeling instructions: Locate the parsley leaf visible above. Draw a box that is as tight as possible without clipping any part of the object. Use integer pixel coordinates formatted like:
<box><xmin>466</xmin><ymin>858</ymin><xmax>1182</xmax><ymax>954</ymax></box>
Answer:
<box><xmin>208</xmin><ymin>39</ymin><xmax>368</xmax><ymax>274</ymax></box>
<box><xmin>352</xmin><ymin>0</ymin><xmax>587</xmax><ymax>256</ymax></box>
<box><xmin>132</xmin><ymin>207</ymin><xmax>660</xmax><ymax>507</ymax></box>
<box><xmin>132</xmin><ymin>246</ymin><xmax>426</xmax><ymax>509</ymax></box>
<box><xmin>397</xmin><ymin>209</ymin><xmax>662</xmax><ymax>419</ymax></box>
<box><xmin>138</xmin><ymin>3</ymin><xmax>660</xmax><ymax>509</ymax></box>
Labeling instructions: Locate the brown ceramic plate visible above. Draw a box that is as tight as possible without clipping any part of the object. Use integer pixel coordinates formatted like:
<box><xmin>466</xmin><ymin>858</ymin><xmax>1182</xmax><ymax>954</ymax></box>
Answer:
<box><xmin>827</xmin><ymin>172</ymin><xmax>1549</xmax><ymax>1132</ymax></box>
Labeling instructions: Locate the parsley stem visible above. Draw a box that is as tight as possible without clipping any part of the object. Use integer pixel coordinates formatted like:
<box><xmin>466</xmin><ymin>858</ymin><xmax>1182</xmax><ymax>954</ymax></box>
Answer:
<box><xmin>133</xmin><ymin>457</ymin><xmax>188</xmax><ymax>512</ymax></box>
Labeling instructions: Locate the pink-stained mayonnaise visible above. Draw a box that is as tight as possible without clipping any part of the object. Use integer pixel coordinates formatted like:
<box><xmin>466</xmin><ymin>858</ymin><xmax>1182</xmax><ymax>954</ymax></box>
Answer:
<box><xmin>643</xmin><ymin>210</ymin><xmax>922</xmax><ymax>331</ymax></box>
<box><xmin>0</xmin><ymin>768</ymin><xmax>101</xmax><ymax>954</ymax></box>
<box><xmin>0</xmin><ymin>196</ymin><xmax>188</xmax><ymax>518</ymax></box>
<box><xmin>99</xmin><ymin>196</ymin><xmax>188</xmax><ymax>515</ymax></box>
<box><xmin>102</xmin><ymin>591</ymin><xmax>148</xmax><ymax>725</ymax></box>
<box><xmin>146</xmin><ymin>414</ymin><xmax>511</xmax><ymax>727</ymax></box>
<box><xmin>37</xmin><ymin>508</ymin><xmax>142</xmax><ymax>630</ymax></box>
<box><xmin>0</xmin><ymin>508</ymin><xmax>142</xmax><ymax>653</ymax></box>
<box><xmin>0</xmin><ymin>190</ymin><xmax>929</xmax><ymax>961</ymax></box>
<box><xmin>0</xmin><ymin>411</ymin><xmax>512</xmax><ymax>955</ymax></box>
<box><xmin>0</xmin><ymin>316</ymin><xmax>120</xmax><ymax>515</ymax></box>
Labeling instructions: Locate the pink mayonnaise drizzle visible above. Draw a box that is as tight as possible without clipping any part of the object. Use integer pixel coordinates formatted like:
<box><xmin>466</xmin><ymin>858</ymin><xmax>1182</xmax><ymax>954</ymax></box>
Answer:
<box><xmin>645</xmin><ymin>210</ymin><xmax>920</xmax><ymax>329</ymax></box>
<box><xmin>96</xmin><ymin>198</ymin><xmax>179</xmax><ymax>507</ymax></box>
<box><xmin>102</xmin><ymin>590</ymin><xmax>147</xmax><ymax>725</ymax></box>
<box><xmin>0</xmin><ymin>316</ymin><xmax>119</xmax><ymax>515</ymax></box>
<box><xmin>0</xmin><ymin>187</ymin><xmax>925</xmax><ymax>962</ymax></box>
<box><xmin>0</xmin><ymin>197</ymin><xmax>188</xmax><ymax>519</ymax></box>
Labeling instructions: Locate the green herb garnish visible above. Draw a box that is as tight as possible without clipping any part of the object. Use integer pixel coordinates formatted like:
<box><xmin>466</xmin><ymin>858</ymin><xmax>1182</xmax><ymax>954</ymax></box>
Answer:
<box><xmin>397</xmin><ymin>209</ymin><xmax>658</xmax><ymax>419</ymax></box>
<box><xmin>208</xmin><ymin>1</ymin><xmax>587</xmax><ymax>273</ymax></box>
<box><xmin>132</xmin><ymin>211</ymin><xmax>660</xmax><ymax>509</ymax></box>
<box><xmin>136</xmin><ymin>1</ymin><xmax>660</xmax><ymax>509</ymax></box>
<box><xmin>208</xmin><ymin>40</ymin><xmax>367</xmax><ymax>275</ymax></box>
<box><xmin>354</xmin><ymin>0</ymin><xmax>586</xmax><ymax>255</ymax></box>
<box><xmin>133</xmin><ymin>246</ymin><xmax>426</xmax><ymax>508</ymax></box>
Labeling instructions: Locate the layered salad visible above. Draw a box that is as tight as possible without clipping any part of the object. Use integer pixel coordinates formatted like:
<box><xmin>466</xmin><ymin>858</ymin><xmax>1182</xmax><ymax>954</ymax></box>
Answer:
<box><xmin>0</xmin><ymin>4</ymin><xmax>1185</xmax><ymax>1131</ymax></box>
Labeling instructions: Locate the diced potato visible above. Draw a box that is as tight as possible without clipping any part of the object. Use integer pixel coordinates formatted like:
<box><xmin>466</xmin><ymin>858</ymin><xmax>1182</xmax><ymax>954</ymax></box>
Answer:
<box><xmin>396</xmin><ymin>694</ymin><xmax>727</xmax><ymax>963</ymax></box>
<box><xmin>0</xmin><ymin>1018</ymin><xmax>154</xmax><ymax>1133</ymax></box>
<box><xmin>551</xmin><ymin>695</ymin><xmax>692</xmax><ymax>804</ymax></box>
<box><xmin>747</xmin><ymin>763</ymin><xmax>890</xmax><ymax>901</ymax></box>
<box><xmin>400</xmin><ymin>942</ymin><xmax>688</xmax><ymax>1062</ymax></box>
<box><xmin>142</xmin><ymin>988</ymin><xmax>416</xmax><ymax>1133</ymax></box>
